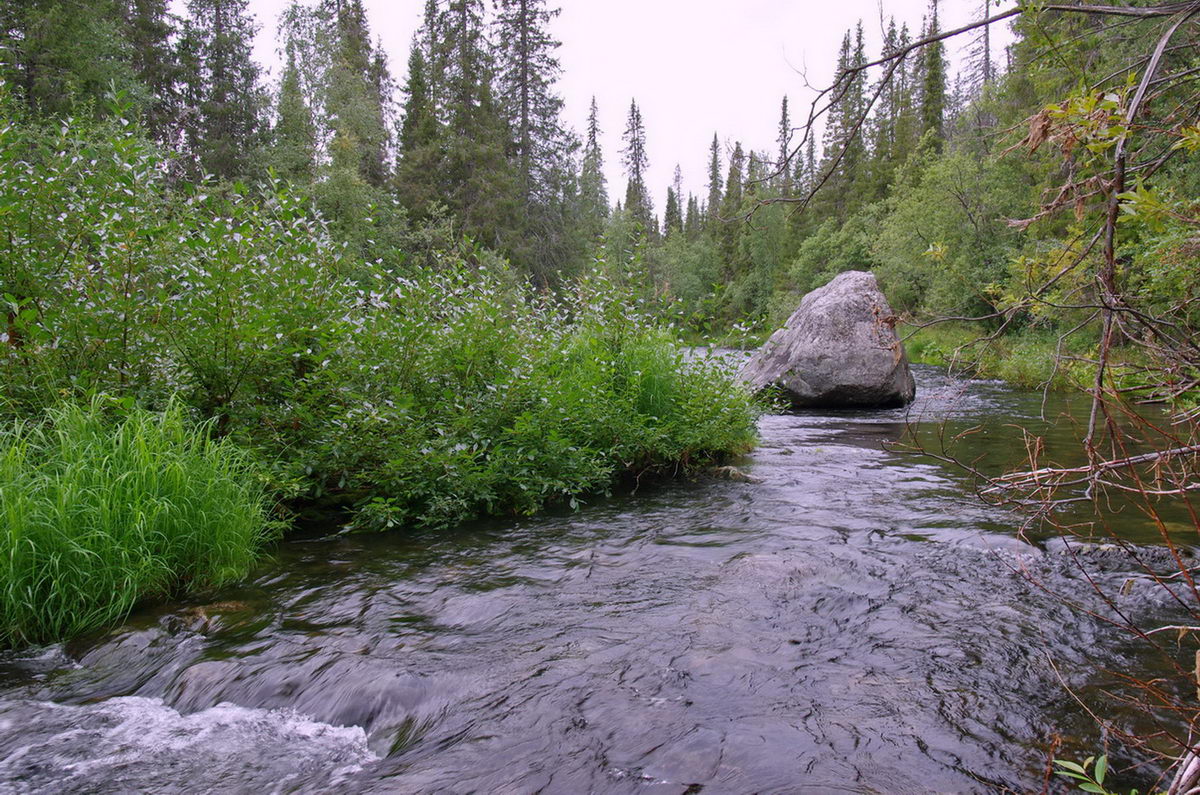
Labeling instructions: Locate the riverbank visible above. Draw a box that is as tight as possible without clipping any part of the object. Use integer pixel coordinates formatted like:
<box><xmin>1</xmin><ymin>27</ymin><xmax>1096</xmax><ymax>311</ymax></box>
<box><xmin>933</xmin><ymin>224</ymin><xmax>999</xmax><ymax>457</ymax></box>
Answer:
<box><xmin>0</xmin><ymin>111</ymin><xmax>761</xmax><ymax>648</ymax></box>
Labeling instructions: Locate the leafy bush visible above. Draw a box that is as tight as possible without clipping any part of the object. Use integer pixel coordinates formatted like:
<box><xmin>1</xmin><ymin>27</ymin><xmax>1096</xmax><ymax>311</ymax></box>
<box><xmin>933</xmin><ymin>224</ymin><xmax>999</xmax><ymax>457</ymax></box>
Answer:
<box><xmin>286</xmin><ymin>268</ymin><xmax>760</xmax><ymax>530</ymax></box>
<box><xmin>0</xmin><ymin>399</ymin><xmax>272</xmax><ymax>646</ymax></box>
<box><xmin>0</xmin><ymin>104</ymin><xmax>760</xmax><ymax>539</ymax></box>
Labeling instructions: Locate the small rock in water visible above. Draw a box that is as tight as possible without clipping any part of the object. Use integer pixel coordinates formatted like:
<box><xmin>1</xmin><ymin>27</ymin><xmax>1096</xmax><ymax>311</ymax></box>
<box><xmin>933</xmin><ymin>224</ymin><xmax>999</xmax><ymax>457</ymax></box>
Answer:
<box><xmin>710</xmin><ymin>465</ymin><xmax>761</xmax><ymax>483</ymax></box>
<box><xmin>739</xmin><ymin>270</ymin><xmax>916</xmax><ymax>409</ymax></box>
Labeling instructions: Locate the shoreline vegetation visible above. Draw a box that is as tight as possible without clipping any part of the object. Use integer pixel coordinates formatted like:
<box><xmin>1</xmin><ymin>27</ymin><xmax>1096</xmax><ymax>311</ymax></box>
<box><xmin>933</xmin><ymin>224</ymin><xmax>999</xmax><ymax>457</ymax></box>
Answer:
<box><xmin>0</xmin><ymin>105</ymin><xmax>759</xmax><ymax>647</ymax></box>
<box><xmin>0</xmin><ymin>401</ymin><xmax>273</xmax><ymax>647</ymax></box>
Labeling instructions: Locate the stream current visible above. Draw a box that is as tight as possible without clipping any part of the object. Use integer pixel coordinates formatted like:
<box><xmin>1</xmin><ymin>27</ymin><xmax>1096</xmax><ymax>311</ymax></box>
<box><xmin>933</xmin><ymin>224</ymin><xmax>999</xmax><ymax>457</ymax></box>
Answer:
<box><xmin>0</xmin><ymin>365</ymin><xmax>1193</xmax><ymax>794</ymax></box>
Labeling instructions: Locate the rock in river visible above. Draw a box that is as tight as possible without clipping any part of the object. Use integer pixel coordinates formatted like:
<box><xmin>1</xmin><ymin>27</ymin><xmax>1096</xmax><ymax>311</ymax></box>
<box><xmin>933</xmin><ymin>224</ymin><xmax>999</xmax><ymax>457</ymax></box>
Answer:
<box><xmin>739</xmin><ymin>270</ymin><xmax>916</xmax><ymax>409</ymax></box>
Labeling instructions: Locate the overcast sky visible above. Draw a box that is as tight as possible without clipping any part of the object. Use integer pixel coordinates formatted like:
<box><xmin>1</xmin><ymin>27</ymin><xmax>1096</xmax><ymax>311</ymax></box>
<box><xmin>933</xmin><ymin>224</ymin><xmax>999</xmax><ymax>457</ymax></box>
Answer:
<box><xmin>243</xmin><ymin>0</ymin><xmax>1016</xmax><ymax>212</ymax></box>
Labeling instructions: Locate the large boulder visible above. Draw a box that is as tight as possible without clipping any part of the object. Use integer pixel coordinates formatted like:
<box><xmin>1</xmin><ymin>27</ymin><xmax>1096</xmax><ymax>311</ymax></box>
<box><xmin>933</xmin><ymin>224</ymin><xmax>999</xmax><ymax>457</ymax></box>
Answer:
<box><xmin>739</xmin><ymin>270</ymin><xmax>915</xmax><ymax>409</ymax></box>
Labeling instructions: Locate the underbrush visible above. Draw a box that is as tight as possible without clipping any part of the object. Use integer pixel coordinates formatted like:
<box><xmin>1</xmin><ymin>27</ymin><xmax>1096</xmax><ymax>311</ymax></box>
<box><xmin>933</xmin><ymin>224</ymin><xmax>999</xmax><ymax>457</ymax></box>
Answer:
<box><xmin>900</xmin><ymin>322</ymin><xmax>1096</xmax><ymax>390</ymax></box>
<box><xmin>0</xmin><ymin>400</ymin><xmax>272</xmax><ymax>646</ymax></box>
<box><xmin>268</xmin><ymin>268</ymin><xmax>760</xmax><ymax>531</ymax></box>
<box><xmin>1</xmin><ymin>107</ymin><xmax>760</xmax><ymax>544</ymax></box>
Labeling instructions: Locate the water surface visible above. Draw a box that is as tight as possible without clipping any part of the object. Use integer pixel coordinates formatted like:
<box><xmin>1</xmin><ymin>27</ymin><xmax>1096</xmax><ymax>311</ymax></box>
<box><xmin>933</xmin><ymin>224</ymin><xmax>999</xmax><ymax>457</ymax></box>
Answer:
<box><xmin>0</xmin><ymin>366</ymin><xmax>1193</xmax><ymax>794</ymax></box>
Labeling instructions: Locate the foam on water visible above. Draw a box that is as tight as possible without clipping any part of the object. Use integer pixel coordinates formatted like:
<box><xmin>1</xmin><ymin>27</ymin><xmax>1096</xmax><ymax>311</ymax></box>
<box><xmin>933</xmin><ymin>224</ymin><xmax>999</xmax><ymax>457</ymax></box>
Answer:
<box><xmin>0</xmin><ymin>696</ymin><xmax>377</xmax><ymax>794</ymax></box>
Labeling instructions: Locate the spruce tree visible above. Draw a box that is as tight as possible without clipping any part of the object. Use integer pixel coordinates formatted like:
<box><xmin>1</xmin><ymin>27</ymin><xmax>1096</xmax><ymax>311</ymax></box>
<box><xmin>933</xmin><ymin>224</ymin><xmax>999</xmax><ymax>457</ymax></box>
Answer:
<box><xmin>493</xmin><ymin>0</ymin><xmax>580</xmax><ymax>278</ymax></box>
<box><xmin>664</xmin><ymin>164</ymin><xmax>684</xmax><ymax>236</ymax></box>
<box><xmin>705</xmin><ymin>133</ymin><xmax>722</xmax><ymax>228</ymax></box>
<box><xmin>663</xmin><ymin>186</ymin><xmax>682</xmax><ymax>237</ymax></box>
<box><xmin>578</xmin><ymin>95</ymin><xmax>609</xmax><ymax>236</ymax></box>
<box><xmin>493</xmin><ymin>0</ymin><xmax>567</xmax><ymax>203</ymax></box>
<box><xmin>846</xmin><ymin>24</ymin><xmax>868</xmax><ymax>189</ymax></box>
<box><xmin>398</xmin><ymin>37</ymin><xmax>436</xmax><ymax>155</ymax></box>
<box><xmin>817</xmin><ymin>25</ymin><xmax>867</xmax><ymax>221</ymax></box>
<box><xmin>919</xmin><ymin>0</ymin><xmax>946</xmax><ymax>148</ymax></box>
<box><xmin>1</xmin><ymin>0</ymin><xmax>139</xmax><ymax>117</ymax></box>
<box><xmin>395</xmin><ymin>11</ymin><xmax>445</xmax><ymax>213</ymax></box>
<box><xmin>621</xmin><ymin>99</ymin><xmax>652</xmax><ymax>234</ymax></box>
<box><xmin>323</xmin><ymin>0</ymin><xmax>391</xmax><ymax>189</ymax></box>
<box><xmin>124</xmin><ymin>0</ymin><xmax>181</xmax><ymax>143</ymax></box>
<box><xmin>684</xmin><ymin>194</ymin><xmax>701</xmax><ymax>240</ymax></box>
<box><xmin>717</xmin><ymin>141</ymin><xmax>745</xmax><ymax>267</ymax></box>
<box><xmin>775</xmin><ymin>96</ymin><xmax>792</xmax><ymax>195</ymax></box>
<box><xmin>421</xmin><ymin>0</ymin><xmax>520</xmax><ymax>256</ymax></box>
<box><xmin>745</xmin><ymin>150</ymin><xmax>764</xmax><ymax>200</ymax></box>
<box><xmin>893</xmin><ymin>23</ymin><xmax>920</xmax><ymax>162</ymax></box>
<box><xmin>869</xmin><ymin>17</ymin><xmax>918</xmax><ymax>196</ymax></box>
<box><xmin>179</xmin><ymin>0</ymin><xmax>264</xmax><ymax>180</ymax></box>
<box><xmin>270</xmin><ymin>40</ymin><xmax>317</xmax><ymax>181</ymax></box>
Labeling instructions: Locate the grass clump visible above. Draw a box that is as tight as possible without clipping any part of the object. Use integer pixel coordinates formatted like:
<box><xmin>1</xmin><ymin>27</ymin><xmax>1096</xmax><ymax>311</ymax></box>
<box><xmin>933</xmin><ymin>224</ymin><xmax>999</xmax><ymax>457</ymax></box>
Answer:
<box><xmin>0</xmin><ymin>399</ymin><xmax>272</xmax><ymax>646</ymax></box>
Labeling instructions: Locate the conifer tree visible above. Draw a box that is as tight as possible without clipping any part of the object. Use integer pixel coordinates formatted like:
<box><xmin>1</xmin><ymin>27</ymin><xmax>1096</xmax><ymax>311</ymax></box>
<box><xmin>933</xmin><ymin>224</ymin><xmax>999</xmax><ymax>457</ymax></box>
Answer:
<box><xmin>813</xmin><ymin>24</ymin><xmax>868</xmax><ymax>221</ymax></box>
<box><xmin>664</xmin><ymin>163</ymin><xmax>684</xmax><ymax>235</ymax></box>
<box><xmin>493</xmin><ymin>0</ymin><xmax>581</xmax><ymax>278</ymax></box>
<box><xmin>684</xmin><ymin>194</ymin><xmax>701</xmax><ymax>240</ymax></box>
<box><xmin>968</xmin><ymin>0</ymin><xmax>994</xmax><ymax>92</ymax></box>
<box><xmin>919</xmin><ymin>0</ymin><xmax>946</xmax><ymax>148</ymax></box>
<box><xmin>1</xmin><ymin>0</ymin><xmax>140</xmax><ymax>117</ymax></box>
<box><xmin>493</xmin><ymin>0</ymin><xmax>567</xmax><ymax>204</ymax></box>
<box><xmin>846</xmin><ymin>24</ymin><xmax>868</xmax><ymax>186</ymax></box>
<box><xmin>893</xmin><ymin>23</ymin><xmax>920</xmax><ymax>160</ymax></box>
<box><xmin>179</xmin><ymin>0</ymin><xmax>264</xmax><ymax>180</ymax></box>
<box><xmin>705</xmin><ymin>133</ymin><xmax>722</xmax><ymax>228</ymax></box>
<box><xmin>621</xmin><ymin>99</ymin><xmax>652</xmax><ymax>233</ymax></box>
<box><xmin>745</xmin><ymin>150</ymin><xmax>764</xmax><ymax>199</ymax></box>
<box><xmin>395</xmin><ymin>10</ymin><xmax>444</xmax><ymax>214</ymax></box>
<box><xmin>869</xmin><ymin>18</ymin><xmax>918</xmax><ymax>195</ymax></box>
<box><xmin>717</xmin><ymin>141</ymin><xmax>745</xmax><ymax>265</ymax></box>
<box><xmin>323</xmin><ymin>0</ymin><xmax>391</xmax><ymax>189</ymax></box>
<box><xmin>398</xmin><ymin>36</ymin><xmax>436</xmax><ymax>155</ymax></box>
<box><xmin>663</xmin><ymin>186</ymin><xmax>682</xmax><ymax>237</ymax></box>
<box><xmin>775</xmin><ymin>95</ymin><xmax>792</xmax><ymax>194</ymax></box>
<box><xmin>419</xmin><ymin>0</ymin><xmax>520</xmax><ymax>255</ymax></box>
<box><xmin>578</xmin><ymin>96</ymin><xmax>609</xmax><ymax>235</ymax></box>
<box><xmin>124</xmin><ymin>0</ymin><xmax>181</xmax><ymax>143</ymax></box>
<box><xmin>270</xmin><ymin>40</ymin><xmax>317</xmax><ymax>181</ymax></box>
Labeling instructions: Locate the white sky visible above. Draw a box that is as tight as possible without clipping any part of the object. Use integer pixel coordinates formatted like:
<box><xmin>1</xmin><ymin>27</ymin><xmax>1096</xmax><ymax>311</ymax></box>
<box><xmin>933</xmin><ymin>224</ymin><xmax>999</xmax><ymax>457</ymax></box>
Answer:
<box><xmin>241</xmin><ymin>0</ymin><xmax>1017</xmax><ymax>212</ymax></box>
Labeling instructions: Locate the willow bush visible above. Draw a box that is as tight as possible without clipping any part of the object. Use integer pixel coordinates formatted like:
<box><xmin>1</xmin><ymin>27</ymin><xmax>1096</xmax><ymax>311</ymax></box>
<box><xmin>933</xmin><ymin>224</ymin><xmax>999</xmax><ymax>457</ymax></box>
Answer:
<box><xmin>0</xmin><ymin>103</ymin><xmax>759</xmax><ymax>545</ymax></box>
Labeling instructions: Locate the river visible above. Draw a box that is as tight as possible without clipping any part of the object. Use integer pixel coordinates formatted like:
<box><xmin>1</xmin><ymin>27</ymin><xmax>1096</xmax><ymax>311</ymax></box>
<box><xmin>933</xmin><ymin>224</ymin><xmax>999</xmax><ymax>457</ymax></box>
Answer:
<box><xmin>0</xmin><ymin>365</ymin><xmax>1194</xmax><ymax>794</ymax></box>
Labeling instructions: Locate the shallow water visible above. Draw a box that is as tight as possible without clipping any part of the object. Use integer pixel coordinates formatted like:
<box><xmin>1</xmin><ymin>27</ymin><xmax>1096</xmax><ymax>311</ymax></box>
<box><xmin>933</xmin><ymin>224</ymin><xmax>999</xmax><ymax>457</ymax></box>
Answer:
<box><xmin>0</xmin><ymin>366</ymin><xmax>1194</xmax><ymax>794</ymax></box>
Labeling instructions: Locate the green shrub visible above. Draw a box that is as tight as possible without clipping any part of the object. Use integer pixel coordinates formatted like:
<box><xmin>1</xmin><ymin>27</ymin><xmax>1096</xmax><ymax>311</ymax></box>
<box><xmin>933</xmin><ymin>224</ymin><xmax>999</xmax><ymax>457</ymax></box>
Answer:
<box><xmin>291</xmin><ymin>268</ymin><xmax>760</xmax><ymax>531</ymax></box>
<box><xmin>901</xmin><ymin>322</ymin><xmax>1100</xmax><ymax>390</ymax></box>
<box><xmin>0</xmin><ymin>399</ymin><xmax>272</xmax><ymax>646</ymax></box>
<box><xmin>0</xmin><ymin>106</ymin><xmax>760</xmax><ymax>540</ymax></box>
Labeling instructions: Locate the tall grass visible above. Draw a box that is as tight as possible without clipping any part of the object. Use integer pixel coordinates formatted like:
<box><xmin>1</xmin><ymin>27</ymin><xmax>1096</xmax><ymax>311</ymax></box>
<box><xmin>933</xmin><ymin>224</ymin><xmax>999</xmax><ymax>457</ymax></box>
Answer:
<box><xmin>0</xmin><ymin>400</ymin><xmax>271</xmax><ymax>646</ymax></box>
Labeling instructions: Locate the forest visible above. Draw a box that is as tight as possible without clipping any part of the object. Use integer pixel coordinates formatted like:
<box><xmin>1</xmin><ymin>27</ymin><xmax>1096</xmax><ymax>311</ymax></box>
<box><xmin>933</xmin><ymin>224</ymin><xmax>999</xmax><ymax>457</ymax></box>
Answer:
<box><xmin>2</xmin><ymin>0</ymin><xmax>1200</xmax><ymax>792</ymax></box>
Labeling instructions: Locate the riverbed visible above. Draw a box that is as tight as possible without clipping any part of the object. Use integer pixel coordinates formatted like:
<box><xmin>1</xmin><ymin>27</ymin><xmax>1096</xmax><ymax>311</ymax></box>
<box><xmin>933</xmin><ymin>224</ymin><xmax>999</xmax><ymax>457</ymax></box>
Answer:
<box><xmin>0</xmin><ymin>365</ymin><xmax>1192</xmax><ymax>793</ymax></box>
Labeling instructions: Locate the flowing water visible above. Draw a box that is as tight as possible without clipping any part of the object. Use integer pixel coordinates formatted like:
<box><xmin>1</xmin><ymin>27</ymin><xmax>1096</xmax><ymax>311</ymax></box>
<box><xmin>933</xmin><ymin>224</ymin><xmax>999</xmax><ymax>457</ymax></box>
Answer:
<box><xmin>0</xmin><ymin>365</ymin><xmax>1195</xmax><ymax>794</ymax></box>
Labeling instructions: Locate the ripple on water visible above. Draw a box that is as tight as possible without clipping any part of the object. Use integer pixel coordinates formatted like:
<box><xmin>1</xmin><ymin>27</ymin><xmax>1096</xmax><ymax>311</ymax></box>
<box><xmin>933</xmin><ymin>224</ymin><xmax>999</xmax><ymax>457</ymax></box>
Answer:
<box><xmin>0</xmin><ymin>366</ymin><xmax>1192</xmax><ymax>793</ymax></box>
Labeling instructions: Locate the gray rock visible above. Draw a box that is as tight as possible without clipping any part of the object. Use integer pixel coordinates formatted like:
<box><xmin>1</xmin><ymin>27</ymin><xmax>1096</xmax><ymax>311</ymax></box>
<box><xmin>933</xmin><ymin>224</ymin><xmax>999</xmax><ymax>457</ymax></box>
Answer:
<box><xmin>739</xmin><ymin>270</ymin><xmax>915</xmax><ymax>409</ymax></box>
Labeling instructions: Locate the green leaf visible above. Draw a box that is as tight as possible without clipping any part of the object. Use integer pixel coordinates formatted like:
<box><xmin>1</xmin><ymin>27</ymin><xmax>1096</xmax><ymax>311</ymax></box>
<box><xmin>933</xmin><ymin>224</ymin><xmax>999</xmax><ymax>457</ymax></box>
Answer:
<box><xmin>1077</xmin><ymin>784</ymin><xmax>1105</xmax><ymax>794</ymax></box>
<box><xmin>1055</xmin><ymin>760</ymin><xmax>1088</xmax><ymax>775</ymax></box>
<box><xmin>1093</xmin><ymin>755</ymin><xmax>1107</xmax><ymax>784</ymax></box>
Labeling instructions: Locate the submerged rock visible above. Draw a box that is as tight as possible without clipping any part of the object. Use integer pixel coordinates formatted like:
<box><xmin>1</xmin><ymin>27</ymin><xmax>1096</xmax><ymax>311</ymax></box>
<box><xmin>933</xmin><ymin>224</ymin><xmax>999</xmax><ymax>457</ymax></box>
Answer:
<box><xmin>709</xmin><ymin>465</ymin><xmax>761</xmax><ymax>483</ymax></box>
<box><xmin>739</xmin><ymin>270</ymin><xmax>915</xmax><ymax>409</ymax></box>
